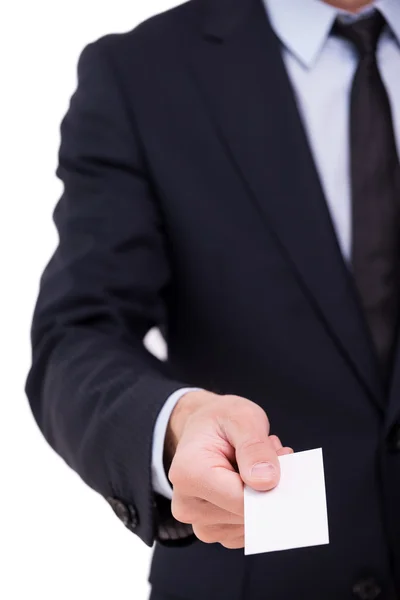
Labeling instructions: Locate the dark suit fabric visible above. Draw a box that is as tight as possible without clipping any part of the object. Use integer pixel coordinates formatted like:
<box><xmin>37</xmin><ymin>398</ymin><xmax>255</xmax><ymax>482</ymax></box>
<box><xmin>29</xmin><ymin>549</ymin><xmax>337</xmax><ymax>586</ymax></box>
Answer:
<box><xmin>150</xmin><ymin>590</ymin><xmax>183</xmax><ymax>600</ymax></box>
<box><xmin>26</xmin><ymin>0</ymin><xmax>400</xmax><ymax>598</ymax></box>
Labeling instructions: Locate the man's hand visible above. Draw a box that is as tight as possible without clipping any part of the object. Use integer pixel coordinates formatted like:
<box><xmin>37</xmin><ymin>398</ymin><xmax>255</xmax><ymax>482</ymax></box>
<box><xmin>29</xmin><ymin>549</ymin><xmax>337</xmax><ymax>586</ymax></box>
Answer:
<box><xmin>166</xmin><ymin>391</ymin><xmax>293</xmax><ymax>549</ymax></box>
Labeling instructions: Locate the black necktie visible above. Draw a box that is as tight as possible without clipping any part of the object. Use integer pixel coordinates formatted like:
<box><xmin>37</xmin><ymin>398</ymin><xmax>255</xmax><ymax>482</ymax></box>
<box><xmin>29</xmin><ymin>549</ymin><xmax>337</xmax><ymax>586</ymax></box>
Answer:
<box><xmin>334</xmin><ymin>12</ymin><xmax>400</xmax><ymax>382</ymax></box>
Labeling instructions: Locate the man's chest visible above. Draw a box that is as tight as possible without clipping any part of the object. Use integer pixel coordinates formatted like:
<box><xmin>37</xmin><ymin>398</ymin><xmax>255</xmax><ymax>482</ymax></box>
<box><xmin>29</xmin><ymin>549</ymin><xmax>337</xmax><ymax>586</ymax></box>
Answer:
<box><xmin>281</xmin><ymin>33</ymin><xmax>400</xmax><ymax>260</ymax></box>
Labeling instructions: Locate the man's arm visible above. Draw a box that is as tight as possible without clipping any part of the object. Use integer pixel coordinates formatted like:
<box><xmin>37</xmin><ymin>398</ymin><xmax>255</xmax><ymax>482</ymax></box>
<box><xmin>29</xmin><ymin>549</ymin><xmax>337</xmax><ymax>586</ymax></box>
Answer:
<box><xmin>26</xmin><ymin>34</ymin><xmax>293</xmax><ymax>551</ymax></box>
<box><xmin>26</xmin><ymin>38</ymin><xmax>190</xmax><ymax>546</ymax></box>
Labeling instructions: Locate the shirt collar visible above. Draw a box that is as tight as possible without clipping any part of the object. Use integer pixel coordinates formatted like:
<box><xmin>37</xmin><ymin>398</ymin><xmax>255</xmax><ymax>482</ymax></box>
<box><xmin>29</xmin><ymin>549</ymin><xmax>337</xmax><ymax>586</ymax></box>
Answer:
<box><xmin>263</xmin><ymin>0</ymin><xmax>400</xmax><ymax>68</ymax></box>
<box><xmin>377</xmin><ymin>0</ymin><xmax>400</xmax><ymax>47</ymax></box>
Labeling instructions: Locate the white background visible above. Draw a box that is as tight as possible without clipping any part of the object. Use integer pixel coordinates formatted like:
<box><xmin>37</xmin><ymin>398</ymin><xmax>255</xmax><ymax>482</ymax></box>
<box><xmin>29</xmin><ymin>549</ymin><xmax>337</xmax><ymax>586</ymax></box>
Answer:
<box><xmin>1</xmin><ymin>2</ymin><xmax>182</xmax><ymax>598</ymax></box>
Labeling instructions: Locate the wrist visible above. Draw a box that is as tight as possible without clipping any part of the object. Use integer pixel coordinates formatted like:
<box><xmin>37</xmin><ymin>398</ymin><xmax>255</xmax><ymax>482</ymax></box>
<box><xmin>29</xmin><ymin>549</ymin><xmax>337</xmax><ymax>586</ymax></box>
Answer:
<box><xmin>164</xmin><ymin>390</ymin><xmax>215</xmax><ymax>468</ymax></box>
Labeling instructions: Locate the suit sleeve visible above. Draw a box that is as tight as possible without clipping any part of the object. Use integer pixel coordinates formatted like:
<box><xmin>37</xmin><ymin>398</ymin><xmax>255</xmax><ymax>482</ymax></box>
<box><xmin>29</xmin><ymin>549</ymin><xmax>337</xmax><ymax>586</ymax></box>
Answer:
<box><xmin>25</xmin><ymin>39</ymin><xmax>193</xmax><ymax>546</ymax></box>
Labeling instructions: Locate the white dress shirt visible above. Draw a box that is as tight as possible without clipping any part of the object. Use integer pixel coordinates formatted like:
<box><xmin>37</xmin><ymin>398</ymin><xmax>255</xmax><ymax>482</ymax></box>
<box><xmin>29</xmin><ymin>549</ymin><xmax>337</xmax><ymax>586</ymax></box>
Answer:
<box><xmin>152</xmin><ymin>0</ymin><xmax>400</xmax><ymax>500</ymax></box>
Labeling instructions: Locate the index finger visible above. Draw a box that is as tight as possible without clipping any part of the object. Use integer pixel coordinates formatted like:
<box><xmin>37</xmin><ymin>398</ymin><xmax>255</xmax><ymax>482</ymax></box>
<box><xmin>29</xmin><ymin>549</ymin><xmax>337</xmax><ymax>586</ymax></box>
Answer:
<box><xmin>188</xmin><ymin>461</ymin><xmax>245</xmax><ymax>517</ymax></box>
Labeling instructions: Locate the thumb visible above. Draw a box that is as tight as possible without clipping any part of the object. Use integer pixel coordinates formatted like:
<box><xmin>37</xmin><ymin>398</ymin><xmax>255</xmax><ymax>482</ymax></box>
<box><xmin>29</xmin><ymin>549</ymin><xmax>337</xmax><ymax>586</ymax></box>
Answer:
<box><xmin>223</xmin><ymin>401</ymin><xmax>280</xmax><ymax>492</ymax></box>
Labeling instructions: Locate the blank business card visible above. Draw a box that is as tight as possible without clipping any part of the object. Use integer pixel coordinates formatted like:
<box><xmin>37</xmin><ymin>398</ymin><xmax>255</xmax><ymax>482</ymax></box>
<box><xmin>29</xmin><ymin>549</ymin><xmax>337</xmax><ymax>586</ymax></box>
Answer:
<box><xmin>244</xmin><ymin>448</ymin><xmax>329</xmax><ymax>555</ymax></box>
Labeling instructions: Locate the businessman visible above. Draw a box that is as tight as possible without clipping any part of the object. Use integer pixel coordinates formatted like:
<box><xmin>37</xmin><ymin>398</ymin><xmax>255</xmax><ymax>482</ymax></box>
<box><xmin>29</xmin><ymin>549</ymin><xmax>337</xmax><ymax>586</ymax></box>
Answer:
<box><xmin>27</xmin><ymin>0</ymin><xmax>400</xmax><ymax>598</ymax></box>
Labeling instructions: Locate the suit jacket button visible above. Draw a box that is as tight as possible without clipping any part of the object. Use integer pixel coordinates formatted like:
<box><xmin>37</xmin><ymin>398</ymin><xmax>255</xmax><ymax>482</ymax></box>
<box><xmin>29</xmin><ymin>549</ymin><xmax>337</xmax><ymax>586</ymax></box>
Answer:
<box><xmin>352</xmin><ymin>577</ymin><xmax>382</xmax><ymax>600</ymax></box>
<box><xmin>387</xmin><ymin>424</ymin><xmax>400</xmax><ymax>453</ymax></box>
<box><xmin>107</xmin><ymin>497</ymin><xmax>139</xmax><ymax>531</ymax></box>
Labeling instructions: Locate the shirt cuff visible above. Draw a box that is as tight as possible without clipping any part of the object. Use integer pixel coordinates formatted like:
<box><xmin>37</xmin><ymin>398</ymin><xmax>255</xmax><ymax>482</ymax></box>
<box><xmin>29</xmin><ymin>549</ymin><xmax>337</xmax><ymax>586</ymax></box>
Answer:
<box><xmin>151</xmin><ymin>388</ymin><xmax>202</xmax><ymax>499</ymax></box>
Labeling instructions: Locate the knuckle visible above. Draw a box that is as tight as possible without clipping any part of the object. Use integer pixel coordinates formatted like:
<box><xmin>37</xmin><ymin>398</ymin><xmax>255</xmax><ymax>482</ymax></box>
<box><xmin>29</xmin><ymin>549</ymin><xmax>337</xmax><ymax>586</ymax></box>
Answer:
<box><xmin>171</xmin><ymin>498</ymin><xmax>192</xmax><ymax>524</ymax></box>
<box><xmin>239</xmin><ymin>437</ymin><xmax>270</xmax><ymax>455</ymax></box>
<box><xmin>168</xmin><ymin>457</ymin><xmax>192</xmax><ymax>490</ymax></box>
<box><xmin>169</xmin><ymin>450</ymin><xmax>202</xmax><ymax>492</ymax></box>
<box><xmin>247</xmin><ymin>400</ymin><xmax>268</xmax><ymax>419</ymax></box>
<box><xmin>269</xmin><ymin>434</ymin><xmax>280</xmax><ymax>445</ymax></box>
<box><xmin>168</xmin><ymin>462</ymin><xmax>182</xmax><ymax>487</ymax></box>
<box><xmin>230</xmin><ymin>401</ymin><xmax>269</xmax><ymax>429</ymax></box>
<box><xmin>223</xmin><ymin>396</ymin><xmax>251</xmax><ymax>419</ymax></box>
<box><xmin>233</xmin><ymin>400</ymin><xmax>254</xmax><ymax>418</ymax></box>
<box><xmin>223</xmin><ymin>394</ymin><xmax>245</xmax><ymax>407</ymax></box>
<box><xmin>222</xmin><ymin>537</ymin><xmax>245</xmax><ymax>550</ymax></box>
<box><xmin>193</xmin><ymin>525</ymin><xmax>217</xmax><ymax>544</ymax></box>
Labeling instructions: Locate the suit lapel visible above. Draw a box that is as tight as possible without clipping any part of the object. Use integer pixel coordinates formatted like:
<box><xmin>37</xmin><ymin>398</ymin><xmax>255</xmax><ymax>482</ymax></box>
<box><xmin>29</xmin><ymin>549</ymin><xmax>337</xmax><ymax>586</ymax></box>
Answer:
<box><xmin>386</xmin><ymin>343</ymin><xmax>400</xmax><ymax>425</ymax></box>
<box><xmin>190</xmin><ymin>0</ymin><xmax>384</xmax><ymax>407</ymax></box>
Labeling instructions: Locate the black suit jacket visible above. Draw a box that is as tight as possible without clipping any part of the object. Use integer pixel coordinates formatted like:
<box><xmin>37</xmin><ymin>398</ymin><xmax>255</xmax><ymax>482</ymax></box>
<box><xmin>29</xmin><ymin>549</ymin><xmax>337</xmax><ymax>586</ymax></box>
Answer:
<box><xmin>26</xmin><ymin>0</ymin><xmax>400</xmax><ymax>598</ymax></box>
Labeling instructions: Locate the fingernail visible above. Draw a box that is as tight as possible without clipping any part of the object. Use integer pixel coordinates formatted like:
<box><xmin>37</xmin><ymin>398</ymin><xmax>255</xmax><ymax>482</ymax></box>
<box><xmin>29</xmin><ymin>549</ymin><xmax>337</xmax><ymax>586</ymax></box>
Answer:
<box><xmin>250</xmin><ymin>462</ymin><xmax>277</xmax><ymax>481</ymax></box>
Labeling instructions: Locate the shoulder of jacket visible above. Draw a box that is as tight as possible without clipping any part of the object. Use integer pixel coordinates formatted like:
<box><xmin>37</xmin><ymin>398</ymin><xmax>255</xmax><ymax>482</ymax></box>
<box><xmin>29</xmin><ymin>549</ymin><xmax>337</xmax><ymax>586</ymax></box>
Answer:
<box><xmin>88</xmin><ymin>0</ymin><xmax>197</xmax><ymax>59</ymax></box>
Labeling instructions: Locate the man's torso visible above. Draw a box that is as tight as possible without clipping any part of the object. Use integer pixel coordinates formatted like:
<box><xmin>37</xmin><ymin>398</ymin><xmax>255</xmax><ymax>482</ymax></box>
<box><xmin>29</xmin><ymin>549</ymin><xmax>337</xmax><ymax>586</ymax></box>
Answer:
<box><xmin>80</xmin><ymin>0</ymin><xmax>400</xmax><ymax>597</ymax></box>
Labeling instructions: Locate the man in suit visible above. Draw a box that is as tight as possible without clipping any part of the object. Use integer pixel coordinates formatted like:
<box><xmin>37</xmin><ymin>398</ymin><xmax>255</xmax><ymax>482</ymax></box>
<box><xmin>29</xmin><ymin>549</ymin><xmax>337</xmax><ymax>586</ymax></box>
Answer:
<box><xmin>26</xmin><ymin>0</ymin><xmax>400</xmax><ymax>598</ymax></box>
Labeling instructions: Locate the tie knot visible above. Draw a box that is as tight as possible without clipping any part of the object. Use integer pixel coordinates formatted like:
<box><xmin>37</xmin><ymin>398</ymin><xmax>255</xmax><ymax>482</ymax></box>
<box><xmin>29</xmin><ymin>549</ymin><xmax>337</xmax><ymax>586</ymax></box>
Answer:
<box><xmin>333</xmin><ymin>11</ymin><xmax>386</xmax><ymax>56</ymax></box>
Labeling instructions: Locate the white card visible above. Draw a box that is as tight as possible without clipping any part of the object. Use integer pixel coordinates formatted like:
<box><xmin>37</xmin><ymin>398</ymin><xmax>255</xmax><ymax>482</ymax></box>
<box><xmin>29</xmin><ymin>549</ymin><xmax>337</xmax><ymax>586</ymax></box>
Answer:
<box><xmin>244</xmin><ymin>448</ymin><xmax>329</xmax><ymax>555</ymax></box>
